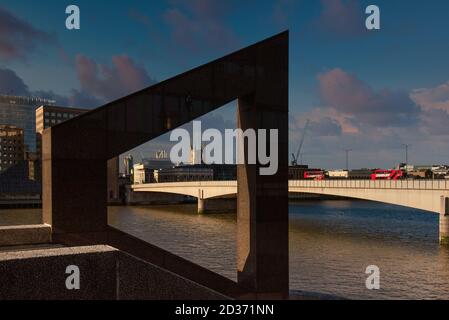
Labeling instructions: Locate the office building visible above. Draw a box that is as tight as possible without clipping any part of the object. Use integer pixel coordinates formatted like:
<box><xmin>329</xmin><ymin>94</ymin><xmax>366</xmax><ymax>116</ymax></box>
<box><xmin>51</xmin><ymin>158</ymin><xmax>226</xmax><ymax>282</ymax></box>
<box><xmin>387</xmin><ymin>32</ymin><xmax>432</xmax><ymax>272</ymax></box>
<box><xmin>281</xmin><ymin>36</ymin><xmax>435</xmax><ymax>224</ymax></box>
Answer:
<box><xmin>35</xmin><ymin>105</ymin><xmax>88</xmax><ymax>157</ymax></box>
<box><xmin>154</xmin><ymin>166</ymin><xmax>214</xmax><ymax>183</ymax></box>
<box><xmin>123</xmin><ymin>155</ymin><xmax>134</xmax><ymax>177</ymax></box>
<box><xmin>0</xmin><ymin>95</ymin><xmax>56</xmax><ymax>152</ymax></box>
<box><xmin>0</xmin><ymin>125</ymin><xmax>25</xmax><ymax>173</ymax></box>
<box><xmin>133</xmin><ymin>163</ymin><xmax>151</xmax><ymax>184</ymax></box>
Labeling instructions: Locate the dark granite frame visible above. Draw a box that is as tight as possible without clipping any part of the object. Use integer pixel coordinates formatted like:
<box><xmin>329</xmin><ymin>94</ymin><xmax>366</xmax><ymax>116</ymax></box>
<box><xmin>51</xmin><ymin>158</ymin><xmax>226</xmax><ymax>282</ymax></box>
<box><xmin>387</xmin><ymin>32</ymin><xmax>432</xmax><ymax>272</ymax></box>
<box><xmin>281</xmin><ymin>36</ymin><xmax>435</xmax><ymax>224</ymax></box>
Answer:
<box><xmin>42</xmin><ymin>31</ymin><xmax>289</xmax><ymax>299</ymax></box>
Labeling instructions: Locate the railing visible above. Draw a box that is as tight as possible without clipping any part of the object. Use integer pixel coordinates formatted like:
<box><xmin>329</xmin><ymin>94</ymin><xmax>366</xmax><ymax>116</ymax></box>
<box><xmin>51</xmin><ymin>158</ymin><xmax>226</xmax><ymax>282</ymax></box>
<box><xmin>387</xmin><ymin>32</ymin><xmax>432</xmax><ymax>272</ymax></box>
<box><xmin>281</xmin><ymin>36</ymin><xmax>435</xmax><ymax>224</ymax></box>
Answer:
<box><xmin>133</xmin><ymin>181</ymin><xmax>237</xmax><ymax>188</ymax></box>
<box><xmin>136</xmin><ymin>179</ymin><xmax>449</xmax><ymax>191</ymax></box>
<box><xmin>289</xmin><ymin>179</ymin><xmax>449</xmax><ymax>191</ymax></box>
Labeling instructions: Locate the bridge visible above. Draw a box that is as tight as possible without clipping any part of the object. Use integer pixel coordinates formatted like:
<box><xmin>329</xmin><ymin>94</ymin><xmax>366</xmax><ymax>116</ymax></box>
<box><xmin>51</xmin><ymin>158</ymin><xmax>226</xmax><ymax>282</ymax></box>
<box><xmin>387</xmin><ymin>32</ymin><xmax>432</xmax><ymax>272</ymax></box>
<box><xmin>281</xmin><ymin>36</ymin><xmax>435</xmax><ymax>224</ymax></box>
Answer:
<box><xmin>132</xmin><ymin>179</ymin><xmax>449</xmax><ymax>244</ymax></box>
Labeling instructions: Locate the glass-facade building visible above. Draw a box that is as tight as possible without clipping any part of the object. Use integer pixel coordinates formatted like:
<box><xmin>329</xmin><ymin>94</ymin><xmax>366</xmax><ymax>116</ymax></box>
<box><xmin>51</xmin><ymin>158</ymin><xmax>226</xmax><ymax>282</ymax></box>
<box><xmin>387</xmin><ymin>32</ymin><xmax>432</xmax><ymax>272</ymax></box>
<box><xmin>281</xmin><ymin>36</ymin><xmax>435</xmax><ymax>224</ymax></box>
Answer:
<box><xmin>0</xmin><ymin>95</ymin><xmax>56</xmax><ymax>153</ymax></box>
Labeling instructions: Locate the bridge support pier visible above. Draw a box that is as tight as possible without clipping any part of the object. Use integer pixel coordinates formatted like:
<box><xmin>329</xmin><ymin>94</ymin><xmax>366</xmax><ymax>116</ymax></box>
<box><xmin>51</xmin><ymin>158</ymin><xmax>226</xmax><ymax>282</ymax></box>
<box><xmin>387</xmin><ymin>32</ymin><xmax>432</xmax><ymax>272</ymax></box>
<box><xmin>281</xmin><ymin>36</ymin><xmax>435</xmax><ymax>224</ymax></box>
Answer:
<box><xmin>198</xmin><ymin>198</ymin><xmax>206</xmax><ymax>214</ymax></box>
<box><xmin>236</xmin><ymin>92</ymin><xmax>289</xmax><ymax>299</ymax></box>
<box><xmin>197</xmin><ymin>198</ymin><xmax>236</xmax><ymax>214</ymax></box>
<box><xmin>440</xmin><ymin>197</ymin><xmax>449</xmax><ymax>245</ymax></box>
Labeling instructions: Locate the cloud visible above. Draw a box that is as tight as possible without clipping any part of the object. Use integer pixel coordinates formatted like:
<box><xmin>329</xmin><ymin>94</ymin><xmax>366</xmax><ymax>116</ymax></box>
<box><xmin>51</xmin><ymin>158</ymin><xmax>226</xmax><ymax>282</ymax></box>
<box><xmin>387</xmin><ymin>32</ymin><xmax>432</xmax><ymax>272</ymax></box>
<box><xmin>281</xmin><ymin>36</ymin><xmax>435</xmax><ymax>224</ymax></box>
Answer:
<box><xmin>0</xmin><ymin>6</ymin><xmax>55</xmax><ymax>61</ymax></box>
<box><xmin>309</xmin><ymin>70</ymin><xmax>449</xmax><ymax>139</ymax></box>
<box><xmin>318</xmin><ymin>68</ymin><xmax>420</xmax><ymax>128</ymax></box>
<box><xmin>41</xmin><ymin>52</ymin><xmax>157</xmax><ymax>107</ymax></box>
<box><xmin>318</xmin><ymin>0</ymin><xmax>366</xmax><ymax>37</ymax></box>
<box><xmin>67</xmin><ymin>89</ymin><xmax>101</xmax><ymax>108</ymax></box>
<box><xmin>288</xmin><ymin>70</ymin><xmax>449</xmax><ymax>168</ymax></box>
<box><xmin>309</xmin><ymin>117</ymin><xmax>343</xmax><ymax>136</ymax></box>
<box><xmin>0</xmin><ymin>67</ymin><xmax>100</xmax><ymax>109</ymax></box>
<box><xmin>1</xmin><ymin>51</ymin><xmax>155</xmax><ymax>109</ymax></box>
<box><xmin>163</xmin><ymin>0</ymin><xmax>238</xmax><ymax>53</ymax></box>
<box><xmin>411</xmin><ymin>81</ymin><xmax>449</xmax><ymax>112</ymax></box>
<box><xmin>420</xmin><ymin>108</ymin><xmax>449</xmax><ymax>136</ymax></box>
<box><xmin>290</xmin><ymin>113</ymin><xmax>342</xmax><ymax>137</ymax></box>
<box><xmin>75</xmin><ymin>54</ymin><xmax>156</xmax><ymax>102</ymax></box>
<box><xmin>0</xmin><ymin>68</ymin><xmax>30</xmax><ymax>95</ymax></box>
<box><xmin>408</xmin><ymin>80</ymin><xmax>449</xmax><ymax>136</ymax></box>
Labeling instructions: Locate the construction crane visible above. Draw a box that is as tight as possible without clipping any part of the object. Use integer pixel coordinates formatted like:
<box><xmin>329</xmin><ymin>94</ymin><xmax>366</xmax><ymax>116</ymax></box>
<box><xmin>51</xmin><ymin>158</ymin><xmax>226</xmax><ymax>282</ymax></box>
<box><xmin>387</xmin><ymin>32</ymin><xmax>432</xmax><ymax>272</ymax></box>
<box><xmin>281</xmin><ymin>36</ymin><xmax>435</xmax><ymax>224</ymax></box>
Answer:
<box><xmin>291</xmin><ymin>119</ymin><xmax>310</xmax><ymax>166</ymax></box>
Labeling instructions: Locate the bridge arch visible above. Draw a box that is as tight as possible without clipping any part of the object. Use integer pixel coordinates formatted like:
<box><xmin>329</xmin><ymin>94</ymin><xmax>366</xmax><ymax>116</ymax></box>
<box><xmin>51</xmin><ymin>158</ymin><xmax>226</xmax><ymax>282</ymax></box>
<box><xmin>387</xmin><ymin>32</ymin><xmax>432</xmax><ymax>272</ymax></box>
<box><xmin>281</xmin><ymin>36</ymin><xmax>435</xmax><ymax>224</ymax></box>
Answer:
<box><xmin>133</xmin><ymin>179</ymin><xmax>449</xmax><ymax>244</ymax></box>
<box><xmin>133</xmin><ymin>180</ymin><xmax>449</xmax><ymax>213</ymax></box>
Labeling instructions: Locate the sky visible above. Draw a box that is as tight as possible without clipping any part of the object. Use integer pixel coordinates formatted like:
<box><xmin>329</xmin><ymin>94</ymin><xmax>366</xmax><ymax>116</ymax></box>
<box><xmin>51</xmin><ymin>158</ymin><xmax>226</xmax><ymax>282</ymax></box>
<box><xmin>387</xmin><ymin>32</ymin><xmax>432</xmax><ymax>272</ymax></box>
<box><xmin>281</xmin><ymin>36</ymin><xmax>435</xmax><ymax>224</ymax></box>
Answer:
<box><xmin>1</xmin><ymin>0</ymin><xmax>449</xmax><ymax>169</ymax></box>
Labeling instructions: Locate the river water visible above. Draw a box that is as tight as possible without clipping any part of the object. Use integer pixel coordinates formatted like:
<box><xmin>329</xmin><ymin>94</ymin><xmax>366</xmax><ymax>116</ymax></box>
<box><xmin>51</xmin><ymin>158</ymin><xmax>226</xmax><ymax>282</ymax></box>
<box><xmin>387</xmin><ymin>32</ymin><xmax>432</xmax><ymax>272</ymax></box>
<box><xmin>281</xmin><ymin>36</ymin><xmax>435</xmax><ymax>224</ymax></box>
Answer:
<box><xmin>3</xmin><ymin>200</ymin><xmax>449</xmax><ymax>299</ymax></box>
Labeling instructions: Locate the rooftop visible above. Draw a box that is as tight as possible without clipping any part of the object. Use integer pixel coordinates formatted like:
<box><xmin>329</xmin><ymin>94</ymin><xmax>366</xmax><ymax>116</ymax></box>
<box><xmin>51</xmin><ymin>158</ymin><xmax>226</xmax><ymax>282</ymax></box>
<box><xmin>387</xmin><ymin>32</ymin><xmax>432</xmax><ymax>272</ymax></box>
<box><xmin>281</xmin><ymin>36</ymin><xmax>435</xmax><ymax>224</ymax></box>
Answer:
<box><xmin>0</xmin><ymin>94</ymin><xmax>56</xmax><ymax>106</ymax></box>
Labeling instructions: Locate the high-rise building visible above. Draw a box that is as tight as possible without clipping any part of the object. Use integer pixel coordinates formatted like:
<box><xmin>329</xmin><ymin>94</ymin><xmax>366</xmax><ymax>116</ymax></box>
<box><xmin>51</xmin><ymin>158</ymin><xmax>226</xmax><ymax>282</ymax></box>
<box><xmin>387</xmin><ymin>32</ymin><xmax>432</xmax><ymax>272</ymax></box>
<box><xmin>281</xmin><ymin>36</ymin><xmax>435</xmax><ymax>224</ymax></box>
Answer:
<box><xmin>0</xmin><ymin>125</ymin><xmax>25</xmax><ymax>173</ymax></box>
<box><xmin>35</xmin><ymin>105</ymin><xmax>88</xmax><ymax>158</ymax></box>
<box><xmin>123</xmin><ymin>155</ymin><xmax>134</xmax><ymax>176</ymax></box>
<box><xmin>35</xmin><ymin>105</ymin><xmax>88</xmax><ymax>132</ymax></box>
<box><xmin>0</xmin><ymin>95</ymin><xmax>56</xmax><ymax>153</ymax></box>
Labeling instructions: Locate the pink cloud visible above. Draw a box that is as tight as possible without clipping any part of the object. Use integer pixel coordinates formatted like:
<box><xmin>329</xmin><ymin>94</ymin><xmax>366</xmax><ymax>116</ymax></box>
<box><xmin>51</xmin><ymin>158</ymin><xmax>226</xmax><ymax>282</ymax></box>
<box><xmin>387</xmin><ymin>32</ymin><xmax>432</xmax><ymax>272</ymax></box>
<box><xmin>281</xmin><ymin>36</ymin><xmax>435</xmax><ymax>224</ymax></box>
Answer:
<box><xmin>75</xmin><ymin>54</ymin><xmax>155</xmax><ymax>101</ymax></box>
<box><xmin>318</xmin><ymin>68</ymin><xmax>371</xmax><ymax>112</ymax></box>
<box><xmin>290</xmin><ymin>107</ymin><xmax>358</xmax><ymax>136</ymax></box>
<box><xmin>317</xmin><ymin>68</ymin><xmax>420</xmax><ymax>128</ymax></box>
<box><xmin>289</xmin><ymin>70</ymin><xmax>449</xmax><ymax>168</ymax></box>
<box><xmin>411</xmin><ymin>81</ymin><xmax>449</xmax><ymax>112</ymax></box>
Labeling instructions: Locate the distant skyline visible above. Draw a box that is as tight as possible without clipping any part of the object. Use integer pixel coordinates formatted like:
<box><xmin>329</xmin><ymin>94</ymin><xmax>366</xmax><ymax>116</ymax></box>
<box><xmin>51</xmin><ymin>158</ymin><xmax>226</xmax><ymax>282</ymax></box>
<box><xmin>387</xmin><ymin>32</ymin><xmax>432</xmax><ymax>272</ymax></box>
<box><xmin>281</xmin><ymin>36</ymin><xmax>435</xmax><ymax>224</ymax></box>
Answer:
<box><xmin>1</xmin><ymin>0</ymin><xmax>449</xmax><ymax>169</ymax></box>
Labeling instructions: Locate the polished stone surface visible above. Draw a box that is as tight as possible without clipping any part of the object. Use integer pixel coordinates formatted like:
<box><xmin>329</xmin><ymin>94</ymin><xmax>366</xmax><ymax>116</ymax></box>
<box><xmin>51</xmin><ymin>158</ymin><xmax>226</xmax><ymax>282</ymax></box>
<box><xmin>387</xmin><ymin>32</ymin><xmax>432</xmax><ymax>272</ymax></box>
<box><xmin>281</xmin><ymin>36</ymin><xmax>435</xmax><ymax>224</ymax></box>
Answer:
<box><xmin>43</xmin><ymin>31</ymin><xmax>289</xmax><ymax>298</ymax></box>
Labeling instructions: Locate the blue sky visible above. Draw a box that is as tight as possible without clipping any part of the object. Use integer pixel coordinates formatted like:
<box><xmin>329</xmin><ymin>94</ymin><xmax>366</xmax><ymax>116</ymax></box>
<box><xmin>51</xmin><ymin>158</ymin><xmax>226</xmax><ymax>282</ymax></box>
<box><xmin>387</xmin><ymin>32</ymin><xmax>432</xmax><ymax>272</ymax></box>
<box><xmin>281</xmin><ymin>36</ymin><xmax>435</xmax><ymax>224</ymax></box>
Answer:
<box><xmin>1</xmin><ymin>0</ymin><xmax>449</xmax><ymax>169</ymax></box>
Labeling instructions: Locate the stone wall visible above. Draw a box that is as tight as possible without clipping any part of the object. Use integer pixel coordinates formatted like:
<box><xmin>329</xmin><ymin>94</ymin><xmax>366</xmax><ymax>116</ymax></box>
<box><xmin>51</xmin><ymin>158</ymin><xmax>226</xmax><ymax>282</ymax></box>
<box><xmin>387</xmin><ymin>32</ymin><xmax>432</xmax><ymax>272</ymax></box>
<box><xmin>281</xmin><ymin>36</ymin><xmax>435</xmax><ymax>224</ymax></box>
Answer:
<box><xmin>0</xmin><ymin>245</ymin><xmax>229</xmax><ymax>300</ymax></box>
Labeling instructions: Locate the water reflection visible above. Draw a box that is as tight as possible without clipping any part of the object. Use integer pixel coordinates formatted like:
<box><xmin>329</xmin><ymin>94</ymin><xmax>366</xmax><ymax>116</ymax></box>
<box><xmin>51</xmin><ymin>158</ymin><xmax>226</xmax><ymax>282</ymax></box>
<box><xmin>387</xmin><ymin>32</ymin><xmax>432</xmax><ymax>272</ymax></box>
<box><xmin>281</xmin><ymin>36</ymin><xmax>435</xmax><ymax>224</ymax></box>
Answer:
<box><xmin>2</xmin><ymin>200</ymin><xmax>449</xmax><ymax>299</ymax></box>
<box><xmin>0</xmin><ymin>208</ymin><xmax>41</xmax><ymax>226</ymax></box>
<box><xmin>108</xmin><ymin>200</ymin><xmax>449</xmax><ymax>299</ymax></box>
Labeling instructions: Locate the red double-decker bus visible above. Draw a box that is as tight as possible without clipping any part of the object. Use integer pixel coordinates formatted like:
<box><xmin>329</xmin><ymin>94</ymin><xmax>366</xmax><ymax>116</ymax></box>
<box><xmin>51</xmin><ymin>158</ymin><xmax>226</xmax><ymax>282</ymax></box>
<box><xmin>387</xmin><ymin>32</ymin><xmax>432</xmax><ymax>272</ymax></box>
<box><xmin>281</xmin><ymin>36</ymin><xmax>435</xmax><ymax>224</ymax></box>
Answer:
<box><xmin>370</xmin><ymin>169</ymin><xmax>403</xmax><ymax>180</ymax></box>
<box><xmin>304</xmin><ymin>170</ymin><xmax>325</xmax><ymax>180</ymax></box>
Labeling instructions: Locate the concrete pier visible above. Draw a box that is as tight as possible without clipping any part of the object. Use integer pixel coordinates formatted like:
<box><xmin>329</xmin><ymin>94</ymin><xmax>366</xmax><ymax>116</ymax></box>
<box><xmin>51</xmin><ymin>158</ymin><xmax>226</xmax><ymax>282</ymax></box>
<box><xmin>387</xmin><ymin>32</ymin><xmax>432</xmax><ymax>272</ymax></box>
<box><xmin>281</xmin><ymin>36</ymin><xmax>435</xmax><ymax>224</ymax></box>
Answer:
<box><xmin>197</xmin><ymin>198</ymin><xmax>236</xmax><ymax>214</ymax></box>
<box><xmin>198</xmin><ymin>198</ymin><xmax>205</xmax><ymax>214</ymax></box>
<box><xmin>440</xmin><ymin>196</ymin><xmax>449</xmax><ymax>245</ymax></box>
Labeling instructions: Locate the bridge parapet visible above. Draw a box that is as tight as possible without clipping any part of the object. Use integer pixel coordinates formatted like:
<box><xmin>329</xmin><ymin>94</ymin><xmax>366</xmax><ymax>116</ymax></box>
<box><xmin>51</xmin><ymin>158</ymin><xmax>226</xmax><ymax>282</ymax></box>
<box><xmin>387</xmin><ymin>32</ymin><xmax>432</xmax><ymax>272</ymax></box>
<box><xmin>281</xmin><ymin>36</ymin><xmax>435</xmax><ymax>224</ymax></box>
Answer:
<box><xmin>132</xmin><ymin>181</ymin><xmax>238</xmax><ymax>199</ymax></box>
<box><xmin>134</xmin><ymin>179</ymin><xmax>449</xmax><ymax>195</ymax></box>
<box><xmin>289</xmin><ymin>179</ymin><xmax>449</xmax><ymax>190</ymax></box>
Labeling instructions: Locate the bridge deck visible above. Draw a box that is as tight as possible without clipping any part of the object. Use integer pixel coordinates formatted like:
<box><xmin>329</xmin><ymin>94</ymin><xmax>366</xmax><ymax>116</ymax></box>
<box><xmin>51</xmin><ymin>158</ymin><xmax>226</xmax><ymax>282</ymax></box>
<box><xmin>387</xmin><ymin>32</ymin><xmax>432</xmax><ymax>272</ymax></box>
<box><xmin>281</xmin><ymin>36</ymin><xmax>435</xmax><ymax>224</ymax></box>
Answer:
<box><xmin>132</xmin><ymin>180</ymin><xmax>449</xmax><ymax>213</ymax></box>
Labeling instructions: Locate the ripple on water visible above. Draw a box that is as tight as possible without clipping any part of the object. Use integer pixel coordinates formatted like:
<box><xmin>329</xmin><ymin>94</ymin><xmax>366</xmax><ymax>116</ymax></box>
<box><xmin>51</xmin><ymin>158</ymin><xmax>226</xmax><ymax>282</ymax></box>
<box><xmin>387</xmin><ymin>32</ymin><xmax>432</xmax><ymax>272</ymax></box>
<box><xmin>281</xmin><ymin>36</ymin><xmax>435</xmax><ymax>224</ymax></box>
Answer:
<box><xmin>3</xmin><ymin>200</ymin><xmax>448</xmax><ymax>299</ymax></box>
